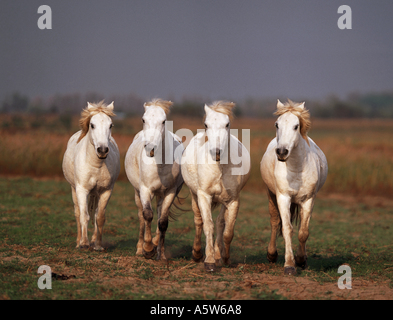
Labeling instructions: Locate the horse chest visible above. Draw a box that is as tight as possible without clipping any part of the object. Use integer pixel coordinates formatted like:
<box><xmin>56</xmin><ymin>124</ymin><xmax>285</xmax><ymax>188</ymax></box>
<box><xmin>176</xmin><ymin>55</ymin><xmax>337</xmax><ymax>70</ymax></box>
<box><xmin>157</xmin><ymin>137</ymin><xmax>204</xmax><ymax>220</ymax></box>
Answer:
<box><xmin>143</xmin><ymin>167</ymin><xmax>176</xmax><ymax>194</ymax></box>
<box><xmin>275</xmin><ymin>165</ymin><xmax>317</xmax><ymax>198</ymax></box>
<box><xmin>81</xmin><ymin>163</ymin><xmax>113</xmax><ymax>190</ymax></box>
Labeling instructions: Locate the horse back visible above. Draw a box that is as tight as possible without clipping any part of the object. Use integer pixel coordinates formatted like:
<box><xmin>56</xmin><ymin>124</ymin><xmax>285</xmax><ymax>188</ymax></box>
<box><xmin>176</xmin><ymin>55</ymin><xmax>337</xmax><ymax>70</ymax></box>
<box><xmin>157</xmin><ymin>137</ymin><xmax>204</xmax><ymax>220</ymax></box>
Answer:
<box><xmin>62</xmin><ymin>131</ymin><xmax>82</xmax><ymax>187</ymax></box>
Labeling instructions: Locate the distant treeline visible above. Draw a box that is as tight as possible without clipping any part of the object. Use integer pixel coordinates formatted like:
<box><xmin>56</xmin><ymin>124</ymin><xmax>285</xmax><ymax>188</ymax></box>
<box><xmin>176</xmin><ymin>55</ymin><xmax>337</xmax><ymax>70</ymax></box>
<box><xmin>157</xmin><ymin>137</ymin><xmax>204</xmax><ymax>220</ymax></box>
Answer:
<box><xmin>1</xmin><ymin>91</ymin><xmax>393</xmax><ymax>118</ymax></box>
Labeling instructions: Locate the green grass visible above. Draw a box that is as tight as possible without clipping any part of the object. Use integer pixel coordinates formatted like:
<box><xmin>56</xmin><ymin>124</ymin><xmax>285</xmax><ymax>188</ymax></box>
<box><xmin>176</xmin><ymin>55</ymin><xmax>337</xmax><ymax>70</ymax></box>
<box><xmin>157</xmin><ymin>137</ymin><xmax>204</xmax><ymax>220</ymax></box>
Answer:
<box><xmin>0</xmin><ymin>177</ymin><xmax>392</xmax><ymax>300</ymax></box>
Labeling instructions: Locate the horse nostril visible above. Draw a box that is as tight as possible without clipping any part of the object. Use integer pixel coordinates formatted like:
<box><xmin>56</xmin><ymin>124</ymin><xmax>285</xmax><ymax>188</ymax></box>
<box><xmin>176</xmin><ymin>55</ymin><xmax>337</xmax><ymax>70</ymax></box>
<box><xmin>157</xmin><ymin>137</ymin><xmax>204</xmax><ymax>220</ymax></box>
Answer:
<box><xmin>144</xmin><ymin>144</ymin><xmax>157</xmax><ymax>150</ymax></box>
<box><xmin>276</xmin><ymin>148</ymin><xmax>288</xmax><ymax>156</ymax></box>
<box><xmin>97</xmin><ymin>147</ymin><xmax>109</xmax><ymax>154</ymax></box>
<box><xmin>144</xmin><ymin>144</ymin><xmax>157</xmax><ymax>157</ymax></box>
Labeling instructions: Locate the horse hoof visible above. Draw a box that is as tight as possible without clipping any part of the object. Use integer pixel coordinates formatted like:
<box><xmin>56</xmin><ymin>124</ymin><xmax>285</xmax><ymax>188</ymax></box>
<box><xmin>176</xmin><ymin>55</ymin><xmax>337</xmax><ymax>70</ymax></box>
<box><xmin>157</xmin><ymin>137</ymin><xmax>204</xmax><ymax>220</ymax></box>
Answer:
<box><xmin>94</xmin><ymin>246</ymin><xmax>105</xmax><ymax>252</ymax></box>
<box><xmin>295</xmin><ymin>258</ymin><xmax>308</xmax><ymax>270</ymax></box>
<box><xmin>156</xmin><ymin>255</ymin><xmax>167</xmax><ymax>262</ymax></box>
<box><xmin>267</xmin><ymin>251</ymin><xmax>278</xmax><ymax>263</ymax></box>
<box><xmin>143</xmin><ymin>247</ymin><xmax>157</xmax><ymax>259</ymax></box>
<box><xmin>79</xmin><ymin>245</ymin><xmax>89</xmax><ymax>250</ymax></box>
<box><xmin>204</xmin><ymin>263</ymin><xmax>217</xmax><ymax>272</ymax></box>
<box><xmin>192</xmin><ymin>251</ymin><xmax>204</xmax><ymax>263</ymax></box>
<box><xmin>284</xmin><ymin>266</ymin><xmax>297</xmax><ymax>276</ymax></box>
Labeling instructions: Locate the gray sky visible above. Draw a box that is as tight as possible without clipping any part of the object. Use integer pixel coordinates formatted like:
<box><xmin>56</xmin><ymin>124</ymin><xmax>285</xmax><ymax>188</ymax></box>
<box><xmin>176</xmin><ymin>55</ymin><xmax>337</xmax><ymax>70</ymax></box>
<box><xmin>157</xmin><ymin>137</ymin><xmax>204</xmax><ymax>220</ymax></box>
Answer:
<box><xmin>1</xmin><ymin>0</ymin><xmax>393</xmax><ymax>103</ymax></box>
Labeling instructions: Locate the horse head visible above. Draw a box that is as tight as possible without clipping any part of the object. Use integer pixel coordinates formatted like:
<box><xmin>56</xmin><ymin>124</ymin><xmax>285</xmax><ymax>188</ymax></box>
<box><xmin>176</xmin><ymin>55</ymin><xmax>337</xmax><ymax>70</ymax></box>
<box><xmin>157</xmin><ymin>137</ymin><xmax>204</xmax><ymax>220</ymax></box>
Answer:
<box><xmin>204</xmin><ymin>102</ymin><xmax>234</xmax><ymax>162</ymax></box>
<box><xmin>142</xmin><ymin>99</ymin><xmax>172</xmax><ymax>158</ymax></box>
<box><xmin>274</xmin><ymin>99</ymin><xmax>310</xmax><ymax>162</ymax></box>
<box><xmin>87</xmin><ymin>102</ymin><xmax>114</xmax><ymax>159</ymax></box>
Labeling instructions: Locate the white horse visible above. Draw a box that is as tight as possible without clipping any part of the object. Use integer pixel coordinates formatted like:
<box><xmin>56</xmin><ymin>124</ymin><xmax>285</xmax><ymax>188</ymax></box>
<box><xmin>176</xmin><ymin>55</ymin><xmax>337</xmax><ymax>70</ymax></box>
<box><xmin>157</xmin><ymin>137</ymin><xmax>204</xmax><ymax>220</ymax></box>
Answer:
<box><xmin>181</xmin><ymin>101</ymin><xmax>251</xmax><ymax>272</ymax></box>
<box><xmin>62</xmin><ymin>101</ymin><xmax>120</xmax><ymax>251</ymax></box>
<box><xmin>260</xmin><ymin>100</ymin><xmax>328</xmax><ymax>275</ymax></box>
<box><xmin>125</xmin><ymin>99</ymin><xmax>184</xmax><ymax>261</ymax></box>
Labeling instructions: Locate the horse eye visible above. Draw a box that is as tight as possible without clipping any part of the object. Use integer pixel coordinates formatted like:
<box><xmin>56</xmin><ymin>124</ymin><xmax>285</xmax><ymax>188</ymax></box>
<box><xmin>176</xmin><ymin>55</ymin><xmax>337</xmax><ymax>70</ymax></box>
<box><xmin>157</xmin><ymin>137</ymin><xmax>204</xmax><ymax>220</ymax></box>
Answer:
<box><xmin>110</xmin><ymin>124</ymin><xmax>113</xmax><ymax>129</ymax></box>
<box><xmin>204</xmin><ymin>123</ymin><xmax>208</xmax><ymax>129</ymax></box>
<box><xmin>275</xmin><ymin>123</ymin><xmax>278</xmax><ymax>129</ymax></box>
<box><xmin>142</xmin><ymin>119</ymin><xmax>145</xmax><ymax>124</ymax></box>
<box><xmin>294</xmin><ymin>125</ymin><xmax>299</xmax><ymax>130</ymax></box>
<box><xmin>91</xmin><ymin>123</ymin><xmax>95</xmax><ymax>129</ymax></box>
<box><xmin>226</xmin><ymin>123</ymin><xmax>229</xmax><ymax>128</ymax></box>
<box><xmin>162</xmin><ymin>120</ymin><xmax>166</xmax><ymax>125</ymax></box>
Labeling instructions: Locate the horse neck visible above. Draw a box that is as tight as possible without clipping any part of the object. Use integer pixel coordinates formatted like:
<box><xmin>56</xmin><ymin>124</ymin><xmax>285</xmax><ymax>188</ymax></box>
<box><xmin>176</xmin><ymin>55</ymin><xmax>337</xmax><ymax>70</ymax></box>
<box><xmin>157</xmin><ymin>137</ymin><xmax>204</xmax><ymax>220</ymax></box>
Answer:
<box><xmin>286</xmin><ymin>137</ymin><xmax>308</xmax><ymax>170</ymax></box>
<box><xmin>85</xmin><ymin>131</ymin><xmax>105</xmax><ymax>168</ymax></box>
<box><xmin>221</xmin><ymin>134</ymin><xmax>232</xmax><ymax>168</ymax></box>
<box><xmin>207</xmin><ymin>133</ymin><xmax>231</xmax><ymax>171</ymax></box>
<box><xmin>147</xmin><ymin>129</ymin><xmax>168</xmax><ymax>169</ymax></box>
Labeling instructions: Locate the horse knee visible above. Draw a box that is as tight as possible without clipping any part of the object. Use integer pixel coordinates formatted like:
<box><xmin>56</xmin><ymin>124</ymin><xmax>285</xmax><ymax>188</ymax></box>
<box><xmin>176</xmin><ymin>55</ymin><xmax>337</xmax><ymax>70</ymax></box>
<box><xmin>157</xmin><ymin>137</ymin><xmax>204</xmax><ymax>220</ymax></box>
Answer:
<box><xmin>223</xmin><ymin>231</ymin><xmax>234</xmax><ymax>245</ymax></box>
<box><xmin>298</xmin><ymin>229</ymin><xmax>309</xmax><ymax>243</ymax></box>
<box><xmin>143</xmin><ymin>207</ymin><xmax>153</xmax><ymax>222</ymax></box>
<box><xmin>282</xmin><ymin>224</ymin><xmax>293</xmax><ymax>239</ymax></box>
<box><xmin>158</xmin><ymin>218</ymin><xmax>168</xmax><ymax>233</ymax></box>
<box><xmin>194</xmin><ymin>216</ymin><xmax>203</xmax><ymax>228</ymax></box>
<box><xmin>80</xmin><ymin>212</ymin><xmax>89</xmax><ymax>224</ymax></box>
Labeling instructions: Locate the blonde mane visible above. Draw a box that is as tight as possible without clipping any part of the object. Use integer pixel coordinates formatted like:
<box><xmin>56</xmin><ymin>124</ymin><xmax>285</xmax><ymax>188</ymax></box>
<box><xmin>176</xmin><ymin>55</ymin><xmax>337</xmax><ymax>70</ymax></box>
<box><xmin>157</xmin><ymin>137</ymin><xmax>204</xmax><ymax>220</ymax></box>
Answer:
<box><xmin>77</xmin><ymin>101</ymin><xmax>115</xmax><ymax>143</ymax></box>
<box><xmin>274</xmin><ymin>99</ymin><xmax>311</xmax><ymax>146</ymax></box>
<box><xmin>144</xmin><ymin>99</ymin><xmax>173</xmax><ymax>115</ymax></box>
<box><xmin>205</xmin><ymin>101</ymin><xmax>235</xmax><ymax>122</ymax></box>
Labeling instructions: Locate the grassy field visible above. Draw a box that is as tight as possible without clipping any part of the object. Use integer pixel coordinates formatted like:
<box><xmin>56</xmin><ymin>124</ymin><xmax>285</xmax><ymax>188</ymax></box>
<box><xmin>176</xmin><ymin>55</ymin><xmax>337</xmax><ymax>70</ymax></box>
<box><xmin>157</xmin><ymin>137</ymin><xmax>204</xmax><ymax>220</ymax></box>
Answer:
<box><xmin>1</xmin><ymin>115</ymin><xmax>393</xmax><ymax>300</ymax></box>
<box><xmin>0</xmin><ymin>177</ymin><xmax>392</xmax><ymax>300</ymax></box>
<box><xmin>1</xmin><ymin>115</ymin><xmax>393</xmax><ymax>196</ymax></box>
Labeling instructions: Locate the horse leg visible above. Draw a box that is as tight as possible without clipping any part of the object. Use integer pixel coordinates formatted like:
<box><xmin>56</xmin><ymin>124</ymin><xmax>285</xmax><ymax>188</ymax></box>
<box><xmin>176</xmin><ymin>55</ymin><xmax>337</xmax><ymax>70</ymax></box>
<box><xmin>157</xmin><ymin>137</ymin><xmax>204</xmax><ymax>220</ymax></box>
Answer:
<box><xmin>191</xmin><ymin>192</ymin><xmax>204</xmax><ymax>263</ymax></box>
<box><xmin>92</xmin><ymin>190</ymin><xmax>112</xmax><ymax>251</ymax></box>
<box><xmin>90</xmin><ymin>195</ymin><xmax>99</xmax><ymax>246</ymax></box>
<box><xmin>155</xmin><ymin>191</ymin><xmax>176</xmax><ymax>261</ymax></box>
<box><xmin>221</xmin><ymin>200</ymin><xmax>239</xmax><ymax>265</ymax></box>
<box><xmin>267</xmin><ymin>189</ymin><xmax>280</xmax><ymax>263</ymax></box>
<box><xmin>295</xmin><ymin>198</ymin><xmax>314</xmax><ymax>270</ymax></box>
<box><xmin>277</xmin><ymin>193</ymin><xmax>296</xmax><ymax>275</ymax></box>
<box><xmin>197</xmin><ymin>190</ymin><xmax>216</xmax><ymax>272</ymax></box>
<box><xmin>214</xmin><ymin>205</ymin><xmax>226</xmax><ymax>265</ymax></box>
<box><xmin>75</xmin><ymin>186</ymin><xmax>90</xmax><ymax>249</ymax></box>
<box><xmin>152</xmin><ymin>197</ymin><xmax>162</xmax><ymax>251</ymax></box>
<box><xmin>134</xmin><ymin>190</ymin><xmax>145</xmax><ymax>255</ymax></box>
<box><xmin>71</xmin><ymin>187</ymin><xmax>82</xmax><ymax>249</ymax></box>
<box><xmin>140</xmin><ymin>187</ymin><xmax>156</xmax><ymax>259</ymax></box>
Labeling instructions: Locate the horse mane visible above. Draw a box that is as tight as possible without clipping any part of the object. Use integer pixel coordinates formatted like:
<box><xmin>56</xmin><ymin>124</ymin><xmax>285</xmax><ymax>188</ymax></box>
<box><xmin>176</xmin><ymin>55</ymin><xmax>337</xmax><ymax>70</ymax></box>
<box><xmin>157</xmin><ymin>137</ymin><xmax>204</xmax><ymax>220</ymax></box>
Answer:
<box><xmin>144</xmin><ymin>99</ymin><xmax>173</xmax><ymax>115</ymax></box>
<box><xmin>274</xmin><ymin>99</ymin><xmax>311</xmax><ymax>146</ymax></box>
<box><xmin>205</xmin><ymin>101</ymin><xmax>235</xmax><ymax>122</ymax></box>
<box><xmin>77</xmin><ymin>101</ymin><xmax>115</xmax><ymax>143</ymax></box>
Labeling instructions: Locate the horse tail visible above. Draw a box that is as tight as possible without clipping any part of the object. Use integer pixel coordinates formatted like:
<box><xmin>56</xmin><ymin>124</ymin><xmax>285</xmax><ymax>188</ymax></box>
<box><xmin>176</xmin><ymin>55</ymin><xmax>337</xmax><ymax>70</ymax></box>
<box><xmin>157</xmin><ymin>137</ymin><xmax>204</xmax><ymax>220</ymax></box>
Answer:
<box><xmin>276</xmin><ymin>203</ymin><xmax>299</xmax><ymax>237</ymax></box>
<box><xmin>88</xmin><ymin>194</ymin><xmax>98</xmax><ymax>226</ymax></box>
<box><xmin>290</xmin><ymin>203</ymin><xmax>300</xmax><ymax>227</ymax></box>
<box><xmin>168</xmin><ymin>183</ymin><xmax>189</xmax><ymax>221</ymax></box>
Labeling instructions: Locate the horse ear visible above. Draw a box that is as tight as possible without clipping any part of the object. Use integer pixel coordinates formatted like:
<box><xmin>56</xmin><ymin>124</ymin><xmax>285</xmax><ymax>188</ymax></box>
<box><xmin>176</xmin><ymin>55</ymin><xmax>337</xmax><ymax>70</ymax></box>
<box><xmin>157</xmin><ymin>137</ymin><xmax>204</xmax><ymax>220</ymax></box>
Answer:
<box><xmin>298</xmin><ymin>102</ymin><xmax>305</xmax><ymax>109</ymax></box>
<box><xmin>143</xmin><ymin>102</ymin><xmax>150</xmax><ymax>111</ymax></box>
<box><xmin>87</xmin><ymin>102</ymin><xmax>94</xmax><ymax>110</ymax></box>
<box><xmin>204</xmin><ymin>104</ymin><xmax>212</xmax><ymax>115</ymax></box>
<box><xmin>277</xmin><ymin>99</ymin><xmax>285</xmax><ymax>109</ymax></box>
<box><xmin>107</xmin><ymin>101</ymin><xmax>114</xmax><ymax>111</ymax></box>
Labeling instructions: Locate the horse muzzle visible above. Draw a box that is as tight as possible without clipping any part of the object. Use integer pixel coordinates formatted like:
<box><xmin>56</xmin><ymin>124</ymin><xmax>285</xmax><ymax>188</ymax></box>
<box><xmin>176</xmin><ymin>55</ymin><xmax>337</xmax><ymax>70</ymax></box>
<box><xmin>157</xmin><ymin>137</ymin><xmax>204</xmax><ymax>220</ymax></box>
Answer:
<box><xmin>276</xmin><ymin>147</ymin><xmax>289</xmax><ymax>162</ymax></box>
<box><xmin>210</xmin><ymin>148</ymin><xmax>221</xmax><ymax>162</ymax></box>
<box><xmin>144</xmin><ymin>144</ymin><xmax>157</xmax><ymax>158</ymax></box>
<box><xmin>97</xmin><ymin>146</ymin><xmax>109</xmax><ymax>159</ymax></box>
